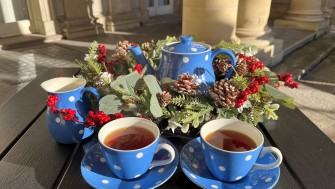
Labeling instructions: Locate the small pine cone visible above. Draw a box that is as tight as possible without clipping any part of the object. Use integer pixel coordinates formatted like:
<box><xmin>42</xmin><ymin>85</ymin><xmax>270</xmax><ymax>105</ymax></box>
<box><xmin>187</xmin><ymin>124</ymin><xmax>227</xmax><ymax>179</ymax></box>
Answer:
<box><xmin>235</xmin><ymin>55</ymin><xmax>249</xmax><ymax>75</ymax></box>
<box><xmin>124</xmin><ymin>98</ymin><xmax>136</xmax><ymax>106</ymax></box>
<box><xmin>111</xmin><ymin>40</ymin><xmax>132</xmax><ymax>64</ymax></box>
<box><xmin>175</xmin><ymin>73</ymin><xmax>200</xmax><ymax>95</ymax></box>
<box><xmin>215</xmin><ymin>59</ymin><xmax>231</xmax><ymax>75</ymax></box>
<box><xmin>209</xmin><ymin>79</ymin><xmax>238</xmax><ymax>108</ymax></box>
<box><xmin>158</xmin><ymin>91</ymin><xmax>172</xmax><ymax>107</ymax></box>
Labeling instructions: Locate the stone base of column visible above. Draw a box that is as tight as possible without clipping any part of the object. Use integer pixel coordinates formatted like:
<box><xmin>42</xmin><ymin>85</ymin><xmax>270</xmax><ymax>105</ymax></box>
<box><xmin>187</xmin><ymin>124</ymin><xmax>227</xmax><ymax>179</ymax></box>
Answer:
<box><xmin>274</xmin><ymin>19</ymin><xmax>328</xmax><ymax>37</ymax></box>
<box><xmin>254</xmin><ymin>39</ymin><xmax>284</xmax><ymax>66</ymax></box>
<box><xmin>106</xmin><ymin>13</ymin><xmax>139</xmax><ymax>32</ymax></box>
<box><xmin>36</xmin><ymin>20</ymin><xmax>56</xmax><ymax>36</ymax></box>
<box><xmin>62</xmin><ymin>17</ymin><xmax>104</xmax><ymax>39</ymax></box>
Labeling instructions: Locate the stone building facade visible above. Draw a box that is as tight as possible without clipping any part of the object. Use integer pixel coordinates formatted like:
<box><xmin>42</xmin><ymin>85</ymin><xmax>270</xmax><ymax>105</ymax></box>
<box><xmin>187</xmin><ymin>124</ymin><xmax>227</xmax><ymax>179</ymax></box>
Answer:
<box><xmin>0</xmin><ymin>0</ymin><xmax>334</xmax><ymax>64</ymax></box>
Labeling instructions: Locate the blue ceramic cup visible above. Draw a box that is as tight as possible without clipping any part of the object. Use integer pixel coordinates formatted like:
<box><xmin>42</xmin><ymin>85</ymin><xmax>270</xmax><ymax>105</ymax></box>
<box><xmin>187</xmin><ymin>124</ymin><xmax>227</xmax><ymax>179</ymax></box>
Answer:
<box><xmin>98</xmin><ymin>117</ymin><xmax>176</xmax><ymax>180</ymax></box>
<box><xmin>200</xmin><ymin>119</ymin><xmax>283</xmax><ymax>182</ymax></box>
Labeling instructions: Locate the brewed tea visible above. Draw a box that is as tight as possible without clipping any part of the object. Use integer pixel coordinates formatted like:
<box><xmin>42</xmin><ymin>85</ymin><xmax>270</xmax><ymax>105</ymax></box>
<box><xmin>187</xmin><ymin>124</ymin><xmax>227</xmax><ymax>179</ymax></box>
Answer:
<box><xmin>104</xmin><ymin>126</ymin><xmax>155</xmax><ymax>150</ymax></box>
<box><xmin>205</xmin><ymin>130</ymin><xmax>257</xmax><ymax>152</ymax></box>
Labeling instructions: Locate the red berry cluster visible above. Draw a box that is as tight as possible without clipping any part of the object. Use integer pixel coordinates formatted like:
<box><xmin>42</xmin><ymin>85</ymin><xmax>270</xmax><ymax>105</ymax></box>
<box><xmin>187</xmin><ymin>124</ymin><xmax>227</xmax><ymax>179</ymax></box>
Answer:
<box><xmin>85</xmin><ymin>110</ymin><xmax>111</xmax><ymax>127</ymax></box>
<box><xmin>130</xmin><ymin>42</ymin><xmax>138</xmax><ymax>46</ymax></box>
<box><xmin>133</xmin><ymin>63</ymin><xmax>143</xmax><ymax>74</ymax></box>
<box><xmin>277</xmin><ymin>73</ymin><xmax>299</xmax><ymax>89</ymax></box>
<box><xmin>97</xmin><ymin>44</ymin><xmax>107</xmax><ymax>64</ymax></box>
<box><xmin>60</xmin><ymin>109</ymin><xmax>77</xmax><ymax>121</ymax></box>
<box><xmin>113</xmin><ymin>112</ymin><xmax>124</xmax><ymax>119</ymax></box>
<box><xmin>235</xmin><ymin>76</ymin><xmax>270</xmax><ymax>108</ymax></box>
<box><xmin>236</xmin><ymin>53</ymin><xmax>265</xmax><ymax>73</ymax></box>
<box><xmin>47</xmin><ymin>95</ymin><xmax>59</xmax><ymax>113</ymax></box>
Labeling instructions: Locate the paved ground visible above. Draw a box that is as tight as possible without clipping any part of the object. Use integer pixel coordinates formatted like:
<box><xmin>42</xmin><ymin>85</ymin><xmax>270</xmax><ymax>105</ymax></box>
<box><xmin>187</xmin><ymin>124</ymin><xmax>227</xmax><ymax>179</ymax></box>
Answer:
<box><xmin>0</xmin><ymin>21</ymin><xmax>334</xmax><ymax>142</ymax></box>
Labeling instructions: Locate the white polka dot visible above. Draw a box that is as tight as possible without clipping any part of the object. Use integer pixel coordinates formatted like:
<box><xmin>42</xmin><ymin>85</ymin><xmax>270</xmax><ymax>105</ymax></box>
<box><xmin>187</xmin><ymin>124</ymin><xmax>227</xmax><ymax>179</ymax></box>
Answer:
<box><xmin>245</xmin><ymin>155</ymin><xmax>252</xmax><ymax>161</ymax></box>
<box><xmin>100</xmin><ymin>157</ymin><xmax>106</xmax><ymax>163</ymax></box>
<box><xmin>236</xmin><ymin>176</ymin><xmax>243</xmax><ymax>180</ymax></box>
<box><xmin>79</xmin><ymin>129</ymin><xmax>84</xmax><ymax>134</ymax></box>
<box><xmin>202</xmin><ymin>143</ymin><xmax>205</xmax><ymax>150</ymax></box>
<box><xmin>158</xmin><ymin>168</ymin><xmax>165</xmax><ymax>173</ymax></box>
<box><xmin>169</xmin><ymin>47</ymin><xmax>174</xmax><ymax>51</ymax></box>
<box><xmin>188</xmin><ymin>147</ymin><xmax>194</xmax><ymax>153</ymax></box>
<box><xmin>136</xmin><ymin>152</ymin><xmax>143</xmax><ymax>158</ymax></box>
<box><xmin>114</xmin><ymin>165</ymin><xmax>121</xmax><ymax>170</ymax></box>
<box><xmin>190</xmin><ymin>173</ymin><xmax>196</xmax><ymax>179</ymax></box>
<box><xmin>219</xmin><ymin>166</ymin><xmax>225</xmax><ymax>171</ymax></box>
<box><xmin>69</xmin><ymin>96</ymin><xmax>75</xmax><ymax>102</ymax></box>
<box><xmin>211</xmin><ymin>155</ymin><xmax>214</xmax><ymax>160</ymax></box>
<box><xmin>265</xmin><ymin>177</ymin><xmax>272</xmax><ymax>182</ymax></box>
<box><xmin>192</xmin><ymin>164</ymin><xmax>198</xmax><ymax>169</ymax></box>
<box><xmin>134</xmin><ymin>184</ymin><xmax>141</xmax><ymax>189</ymax></box>
<box><xmin>102</xmin><ymin>179</ymin><xmax>109</xmax><ymax>184</ymax></box>
<box><xmin>85</xmin><ymin>165</ymin><xmax>91</xmax><ymax>170</ymax></box>
<box><xmin>211</xmin><ymin>185</ymin><xmax>219</xmax><ymax>188</ymax></box>
<box><xmin>245</xmin><ymin>186</ymin><xmax>252</xmax><ymax>189</ymax></box>
<box><xmin>205</xmin><ymin>55</ymin><xmax>209</xmax><ymax>61</ymax></box>
<box><xmin>191</xmin><ymin>47</ymin><xmax>197</xmax><ymax>52</ymax></box>
<box><xmin>134</xmin><ymin>174</ymin><xmax>141</xmax><ymax>178</ymax></box>
<box><xmin>164</xmin><ymin>55</ymin><xmax>167</xmax><ymax>61</ymax></box>
<box><xmin>55</xmin><ymin>117</ymin><xmax>61</xmax><ymax>123</ymax></box>
<box><xmin>182</xmin><ymin>57</ymin><xmax>189</xmax><ymax>63</ymax></box>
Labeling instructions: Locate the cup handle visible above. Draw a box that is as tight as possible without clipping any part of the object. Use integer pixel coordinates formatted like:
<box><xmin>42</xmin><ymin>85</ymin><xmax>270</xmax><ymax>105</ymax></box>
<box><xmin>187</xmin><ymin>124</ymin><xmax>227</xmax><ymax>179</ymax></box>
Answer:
<box><xmin>149</xmin><ymin>143</ymin><xmax>175</xmax><ymax>169</ymax></box>
<box><xmin>211</xmin><ymin>49</ymin><xmax>236</xmax><ymax>79</ymax></box>
<box><xmin>252</xmin><ymin>146</ymin><xmax>283</xmax><ymax>170</ymax></box>
<box><xmin>81</xmin><ymin>87</ymin><xmax>101</xmax><ymax>109</ymax></box>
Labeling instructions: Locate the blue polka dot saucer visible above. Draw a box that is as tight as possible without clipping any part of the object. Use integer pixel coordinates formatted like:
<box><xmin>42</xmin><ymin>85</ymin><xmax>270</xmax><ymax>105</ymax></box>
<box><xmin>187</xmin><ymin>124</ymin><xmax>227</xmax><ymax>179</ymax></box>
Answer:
<box><xmin>180</xmin><ymin>137</ymin><xmax>280</xmax><ymax>189</ymax></box>
<box><xmin>81</xmin><ymin>137</ymin><xmax>179</xmax><ymax>189</ymax></box>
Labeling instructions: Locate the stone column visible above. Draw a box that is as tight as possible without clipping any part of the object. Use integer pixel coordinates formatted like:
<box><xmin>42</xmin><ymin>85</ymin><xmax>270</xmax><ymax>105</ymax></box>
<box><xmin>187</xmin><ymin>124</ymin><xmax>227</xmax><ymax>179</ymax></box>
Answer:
<box><xmin>61</xmin><ymin>0</ymin><xmax>103</xmax><ymax>39</ymax></box>
<box><xmin>0</xmin><ymin>0</ymin><xmax>16</xmax><ymax>23</ymax></box>
<box><xmin>105</xmin><ymin>0</ymin><xmax>139</xmax><ymax>32</ymax></box>
<box><xmin>26</xmin><ymin>0</ymin><xmax>58</xmax><ymax>36</ymax></box>
<box><xmin>182</xmin><ymin>0</ymin><xmax>239</xmax><ymax>45</ymax></box>
<box><xmin>329</xmin><ymin>0</ymin><xmax>335</xmax><ymax>33</ymax></box>
<box><xmin>139</xmin><ymin>0</ymin><xmax>149</xmax><ymax>21</ymax></box>
<box><xmin>236</xmin><ymin>0</ymin><xmax>283</xmax><ymax>66</ymax></box>
<box><xmin>274</xmin><ymin>0</ymin><xmax>327</xmax><ymax>35</ymax></box>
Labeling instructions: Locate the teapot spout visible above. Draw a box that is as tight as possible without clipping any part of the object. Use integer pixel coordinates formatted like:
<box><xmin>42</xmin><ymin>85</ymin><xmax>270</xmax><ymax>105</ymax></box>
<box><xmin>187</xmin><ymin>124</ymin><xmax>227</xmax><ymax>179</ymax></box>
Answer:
<box><xmin>127</xmin><ymin>45</ymin><xmax>156</xmax><ymax>75</ymax></box>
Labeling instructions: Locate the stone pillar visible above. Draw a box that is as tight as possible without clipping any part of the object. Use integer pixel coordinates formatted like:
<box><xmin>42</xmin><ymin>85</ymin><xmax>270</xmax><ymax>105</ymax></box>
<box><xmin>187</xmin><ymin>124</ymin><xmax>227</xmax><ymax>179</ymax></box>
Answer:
<box><xmin>274</xmin><ymin>0</ymin><xmax>327</xmax><ymax>35</ymax></box>
<box><xmin>105</xmin><ymin>0</ymin><xmax>139</xmax><ymax>32</ymax></box>
<box><xmin>139</xmin><ymin>0</ymin><xmax>149</xmax><ymax>21</ymax></box>
<box><xmin>61</xmin><ymin>0</ymin><xmax>103</xmax><ymax>39</ymax></box>
<box><xmin>0</xmin><ymin>0</ymin><xmax>16</xmax><ymax>23</ymax></box>
<box><xmin>26</xmin><ymin>0</ymin><xmax>57</xmax><ymax>36</ymax></box>
<box><xmin>329</xmin><ymin>0</ymin><xmax>335</xmax><ymax>33</ymax></box>
<box><xmin>237</xmin><ymin>0</ymin><xmax>283</xmax><ymax>66</ymax></box>
<box><xmin>182</xmin><ymin>0</ymin><xmax>239</xmax><ymax>45</ymax></box>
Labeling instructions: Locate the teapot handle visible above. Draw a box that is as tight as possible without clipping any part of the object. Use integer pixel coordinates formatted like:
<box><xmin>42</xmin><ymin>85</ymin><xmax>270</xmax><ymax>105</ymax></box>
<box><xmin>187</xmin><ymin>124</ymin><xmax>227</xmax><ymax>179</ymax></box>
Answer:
<box><xmin>81</xmin><ymin>87</ymin><xmax>101</xmax><ymax>111</ymax></box>
<box><xmin>212</xmin><ymin>49</ymin><xmax>236</xmax><ymax>79</ymax></box>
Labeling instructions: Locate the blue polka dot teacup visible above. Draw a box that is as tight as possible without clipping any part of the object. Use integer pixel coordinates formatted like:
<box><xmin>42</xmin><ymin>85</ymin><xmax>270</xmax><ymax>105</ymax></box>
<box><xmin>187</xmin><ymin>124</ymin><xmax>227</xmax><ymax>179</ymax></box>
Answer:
<box><xmin>200</xmin><ymin>119</ymin><xmax>283</xmax><ymax>182</ymax></box>
<box><xmin>41</xmin><ymin>77</ymin><xmax>100</xmax><ymax>144</ymax></box>
<box><xmin>98</xmin><ymin>117</ymin><xmax>176</xmax><ymax>180</ymax></box>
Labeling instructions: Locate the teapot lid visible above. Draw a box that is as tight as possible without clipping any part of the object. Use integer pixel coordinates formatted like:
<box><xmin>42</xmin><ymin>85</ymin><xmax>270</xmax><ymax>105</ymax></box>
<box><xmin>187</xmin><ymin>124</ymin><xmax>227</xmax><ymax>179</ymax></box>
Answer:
<box><xmin>163</xmin><ymin>36</ymin><xmax>207</xmax><ymax>53</ymax></box>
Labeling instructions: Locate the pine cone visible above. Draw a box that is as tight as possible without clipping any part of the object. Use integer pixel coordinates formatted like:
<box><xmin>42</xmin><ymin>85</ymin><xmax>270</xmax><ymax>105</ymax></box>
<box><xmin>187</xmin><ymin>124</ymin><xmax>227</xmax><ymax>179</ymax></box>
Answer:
<box><xmin>235</xmin><ymin>56</ymin><xmax>249</xmax><ymax>76</ymax></box>
<box><xmin>209</xmin><ymin>79</ymin><xmax>238</xmax><ymax>108</ymax></box>
<box><xmin>215</xmin><ymin>59</ymin><xmax>231</xmax><ymax>75</ymax></box>
<box><xmin>158</xmin><ymin>91</ymin><xmax>172</xmax><ymax>107</ymax></box>
<box><xmin>175</xmin><ymin>73</ymin><xmax>200</xmax><ymax>95</ymax></box>
<box><xmin>111</xmin><ymin>40</ymin><xmax>132</xmax><ymax>64</ymax></box>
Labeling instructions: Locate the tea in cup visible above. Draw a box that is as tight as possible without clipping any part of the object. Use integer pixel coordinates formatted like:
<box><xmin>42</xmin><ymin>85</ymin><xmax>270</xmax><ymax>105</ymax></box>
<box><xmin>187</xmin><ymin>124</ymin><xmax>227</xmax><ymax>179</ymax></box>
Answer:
<box><xmin>98</xmin><ymin>117</ymin><xmax>175</xmax><ymax>180</ymax></box>
<box><xmin>200</xmin><ymin>119</ymin><xmax>282</xmax><ymax>182</ymax></box>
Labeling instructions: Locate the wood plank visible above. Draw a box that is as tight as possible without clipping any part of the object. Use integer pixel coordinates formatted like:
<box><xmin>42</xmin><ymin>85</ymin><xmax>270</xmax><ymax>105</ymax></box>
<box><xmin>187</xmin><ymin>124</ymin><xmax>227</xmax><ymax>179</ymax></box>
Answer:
<box><xmin>261</xmin><ymin>106</ymin><xmax>335</xmax><ymax>189</ymax></box>
<box><xmin>0</xmin><ymin>68</ymin><xmax>79</xmax><ymax>158</ymax></box>
<box><xmin>0</xmin><ymin>112</ymin><xmax>77</xmax><ymax>188</ymax></box>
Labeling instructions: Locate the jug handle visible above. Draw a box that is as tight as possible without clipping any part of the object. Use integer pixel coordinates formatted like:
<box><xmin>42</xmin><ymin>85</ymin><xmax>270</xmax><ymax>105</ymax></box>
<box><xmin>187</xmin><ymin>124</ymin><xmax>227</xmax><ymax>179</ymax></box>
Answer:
<box><xmin>81</xmin><ymin>87</ymin><xmax>101</xmax><ymax>110</ymax></box>
<box><xmin>212</xmin><ymin>49</ymin><xmax>236</xmax><ymax>79</ymax></box>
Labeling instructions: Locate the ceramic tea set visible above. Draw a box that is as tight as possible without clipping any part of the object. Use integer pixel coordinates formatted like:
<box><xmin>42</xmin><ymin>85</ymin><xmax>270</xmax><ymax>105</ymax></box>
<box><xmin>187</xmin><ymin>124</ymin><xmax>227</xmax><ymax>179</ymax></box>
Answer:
<box><xmin>41</xmin><ymin>36</ymin><xmax>282</xmax><ymax>188</ymax></box>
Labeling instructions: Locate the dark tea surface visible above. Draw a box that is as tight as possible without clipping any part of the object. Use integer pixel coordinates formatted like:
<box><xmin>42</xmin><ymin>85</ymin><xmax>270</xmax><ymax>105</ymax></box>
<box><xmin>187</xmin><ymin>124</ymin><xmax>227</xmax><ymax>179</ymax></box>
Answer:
<box><xmin>205</xmin><ymin>130</ymin><xmax>257</xmax><ymax>152</ymax></box>
<box><xmin>104</xmin><ymin>126</ymin><xmax>155</xmax><ymax>150</ymax></box>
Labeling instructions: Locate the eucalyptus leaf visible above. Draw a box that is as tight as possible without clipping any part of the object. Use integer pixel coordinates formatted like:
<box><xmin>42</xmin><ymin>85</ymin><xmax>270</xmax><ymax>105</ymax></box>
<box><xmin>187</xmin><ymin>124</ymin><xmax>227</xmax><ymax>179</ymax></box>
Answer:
<box><xmin>264</xmin><ymin>84</ymin><xmax>295</xmax><ymax>109</ymax></box>
<box><xmin>99</xmin><ymin>94</ymin><xmax>123</xmax><ymax>114</ymax></box>
<box><xmin>144</xmin><ymin>75</ymin><xmax>162</xmax><ymax>95</ymax></box>
<box><xmin>150</xmin><ymin>96</ymin><xmax>163</xmax><ymax>118</ymax></box>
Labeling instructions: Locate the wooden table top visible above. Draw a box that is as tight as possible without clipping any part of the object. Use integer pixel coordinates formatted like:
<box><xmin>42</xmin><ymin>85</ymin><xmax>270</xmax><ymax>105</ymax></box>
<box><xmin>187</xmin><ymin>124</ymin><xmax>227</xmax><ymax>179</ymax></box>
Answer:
<box><xmin>0</xmin><ymin>68</ymin><xmax>334</xmax><ymax>189</ymax></box>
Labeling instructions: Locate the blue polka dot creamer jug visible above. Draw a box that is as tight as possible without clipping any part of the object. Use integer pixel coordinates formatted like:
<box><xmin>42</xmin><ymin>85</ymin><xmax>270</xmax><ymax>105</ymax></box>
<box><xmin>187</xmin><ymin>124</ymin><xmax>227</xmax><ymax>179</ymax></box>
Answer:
<box><xmin>41</xmin><ymin>77</ymin><xmax>100</xmax><ymax>144</ymax></box>
<box><xmin>128</xmin><ymin>36</ymin><xmax>236</xmax><ymax>96</ymax></box>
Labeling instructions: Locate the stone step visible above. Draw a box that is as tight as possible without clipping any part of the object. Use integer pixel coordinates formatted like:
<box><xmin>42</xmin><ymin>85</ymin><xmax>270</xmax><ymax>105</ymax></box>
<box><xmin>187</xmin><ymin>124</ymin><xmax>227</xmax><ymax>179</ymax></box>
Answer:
<box><xmin>0</xmin><ymin>35</ymin><xmax>62</xmax><ymax>50</ymax></box>
<box><xmin>271</xmin><ymin>33</ymin><xmax>335</xmax><ymax>80</ymax></box>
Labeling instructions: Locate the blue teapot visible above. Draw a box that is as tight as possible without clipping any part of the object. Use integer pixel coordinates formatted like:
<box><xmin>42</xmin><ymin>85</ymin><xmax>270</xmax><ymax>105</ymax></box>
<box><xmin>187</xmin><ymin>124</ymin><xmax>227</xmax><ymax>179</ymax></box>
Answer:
<box><xmin>128</xmin><ymin>36</ymin><xmax>236</xmax><ymax>94</ymax></box>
